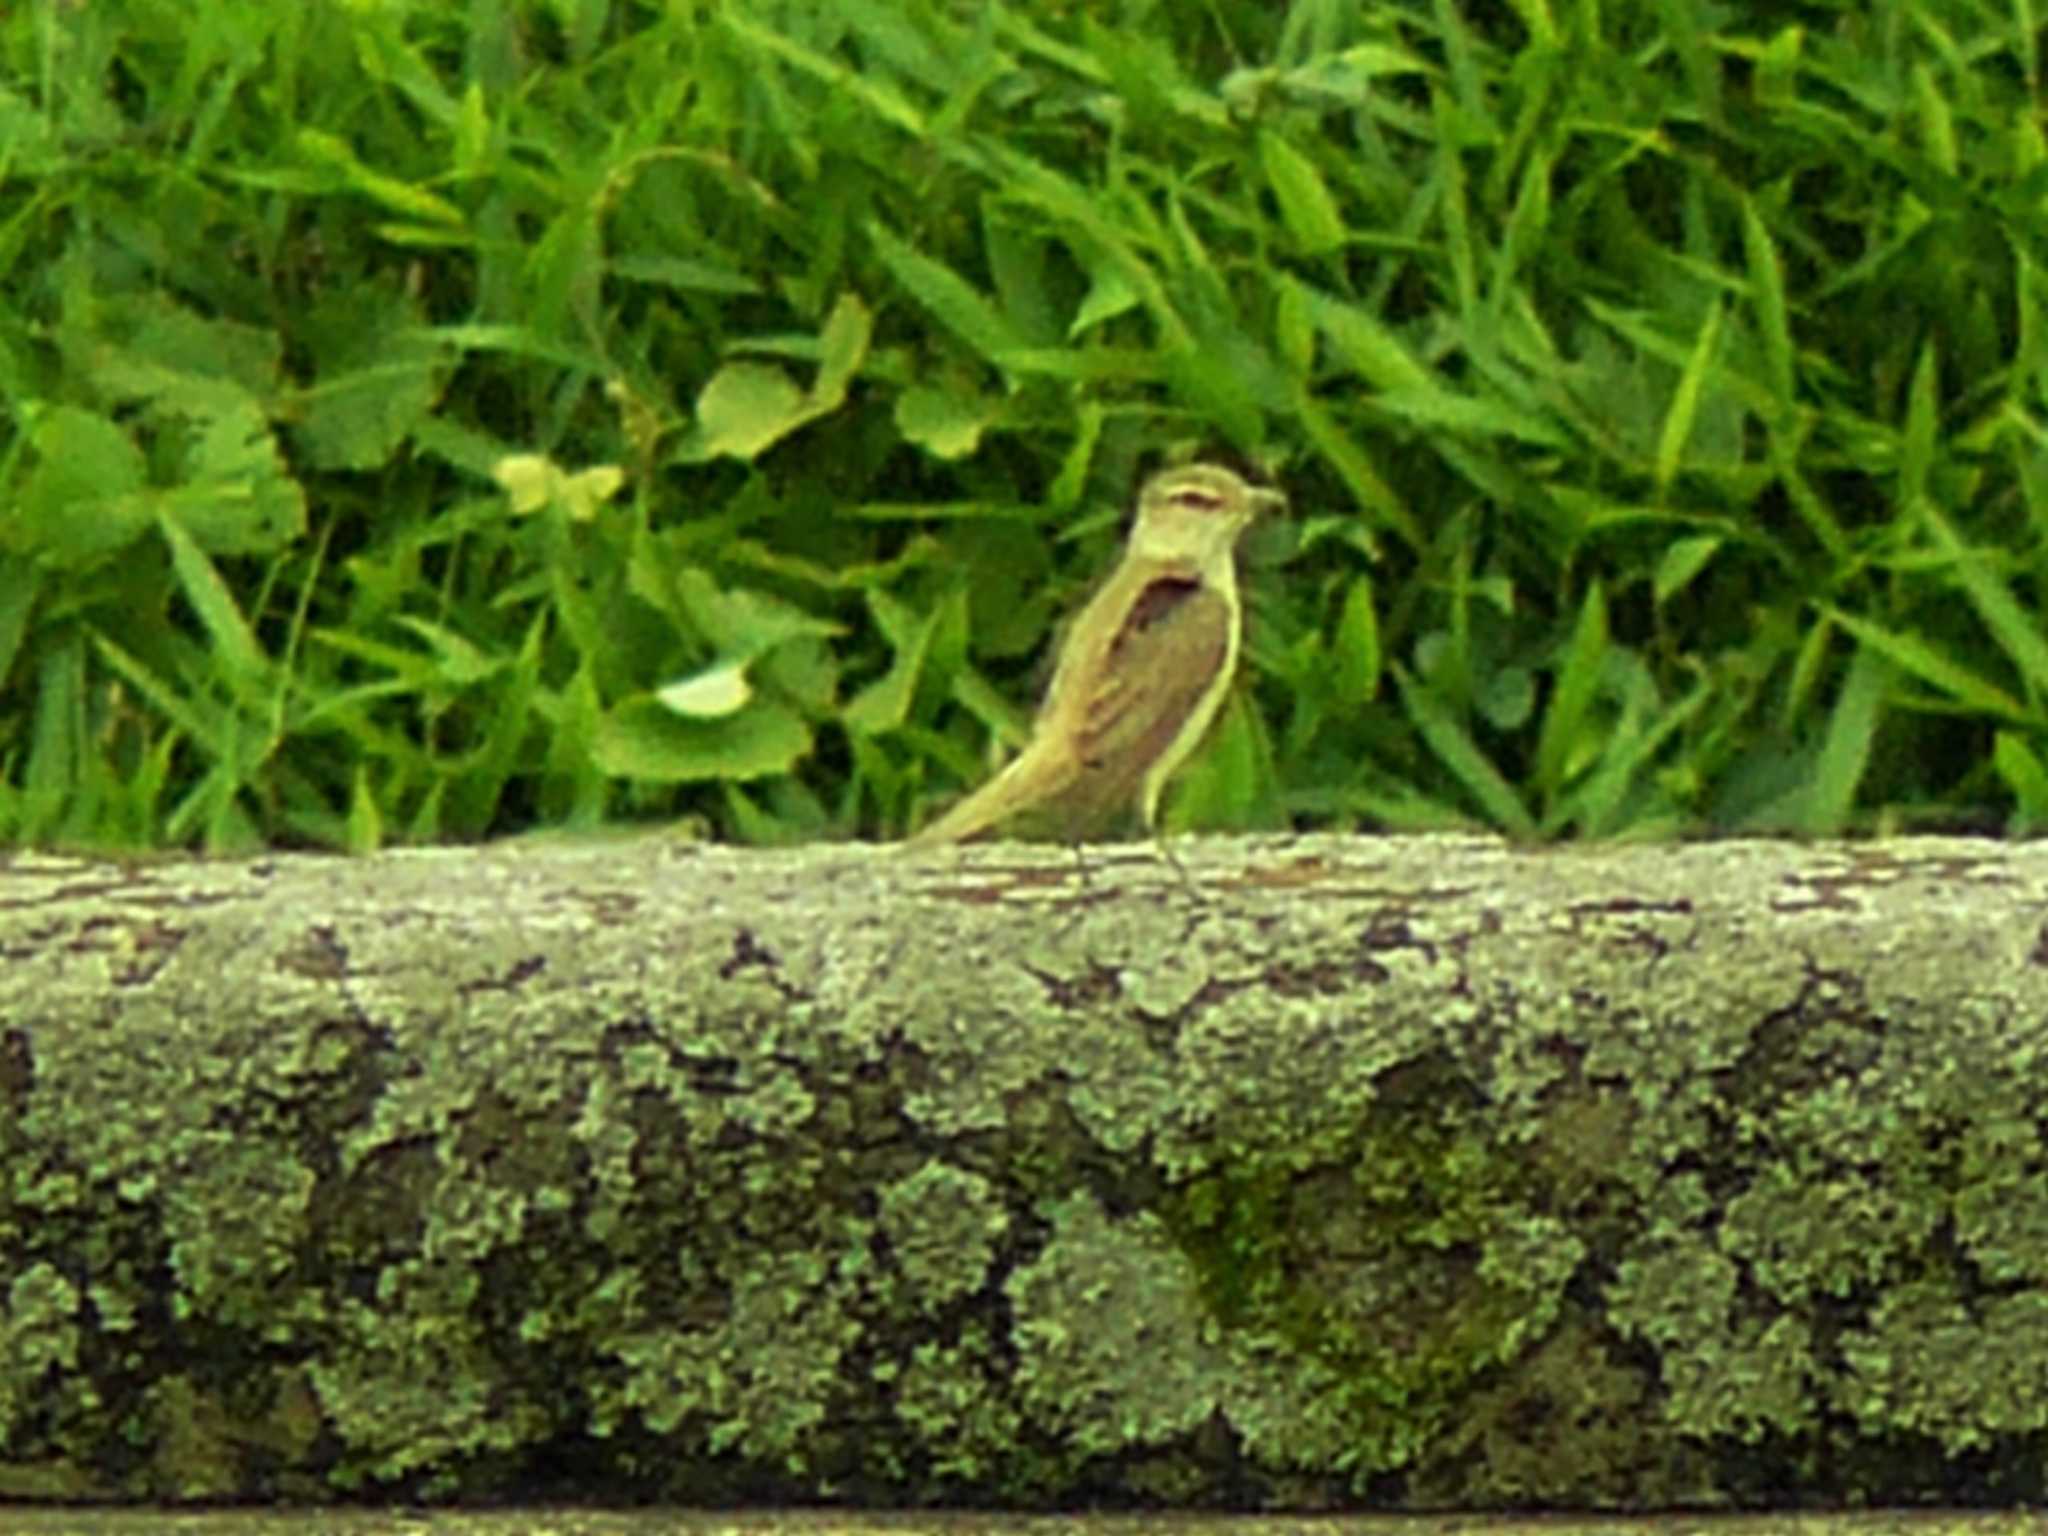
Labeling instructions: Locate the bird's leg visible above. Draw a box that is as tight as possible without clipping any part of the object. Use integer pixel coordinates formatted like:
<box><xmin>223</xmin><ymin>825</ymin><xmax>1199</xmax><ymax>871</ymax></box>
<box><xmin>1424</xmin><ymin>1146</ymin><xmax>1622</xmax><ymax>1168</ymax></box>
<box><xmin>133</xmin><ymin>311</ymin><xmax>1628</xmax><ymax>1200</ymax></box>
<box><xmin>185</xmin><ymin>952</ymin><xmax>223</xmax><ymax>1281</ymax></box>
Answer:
<box><xmin>1151</xmin><ymin>830</ymin><xmax>1206</xmax><ymax>903</ymax></box>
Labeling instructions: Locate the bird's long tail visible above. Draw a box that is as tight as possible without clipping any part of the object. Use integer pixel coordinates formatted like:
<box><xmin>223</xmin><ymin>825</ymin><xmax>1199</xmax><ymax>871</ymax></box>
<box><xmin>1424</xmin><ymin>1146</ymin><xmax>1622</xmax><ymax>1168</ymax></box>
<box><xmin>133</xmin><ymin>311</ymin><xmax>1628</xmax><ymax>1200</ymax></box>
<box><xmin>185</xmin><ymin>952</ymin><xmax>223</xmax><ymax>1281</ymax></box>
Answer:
<box><xmin>906</xmin><ymin>746</ymin><xmax>1068</xmax><ymax>846</ymax></box>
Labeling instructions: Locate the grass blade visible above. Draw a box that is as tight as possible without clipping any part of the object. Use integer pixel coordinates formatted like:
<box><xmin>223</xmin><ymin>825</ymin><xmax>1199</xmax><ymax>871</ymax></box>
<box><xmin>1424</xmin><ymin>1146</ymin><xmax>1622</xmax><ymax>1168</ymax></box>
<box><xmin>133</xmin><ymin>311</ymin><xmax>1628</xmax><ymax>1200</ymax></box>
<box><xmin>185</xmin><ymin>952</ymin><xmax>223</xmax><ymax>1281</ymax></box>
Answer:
<box><xmin>1394</xmin><ymin>664</ymin><xmax>1537</xmax><ymax>836</ymax></box>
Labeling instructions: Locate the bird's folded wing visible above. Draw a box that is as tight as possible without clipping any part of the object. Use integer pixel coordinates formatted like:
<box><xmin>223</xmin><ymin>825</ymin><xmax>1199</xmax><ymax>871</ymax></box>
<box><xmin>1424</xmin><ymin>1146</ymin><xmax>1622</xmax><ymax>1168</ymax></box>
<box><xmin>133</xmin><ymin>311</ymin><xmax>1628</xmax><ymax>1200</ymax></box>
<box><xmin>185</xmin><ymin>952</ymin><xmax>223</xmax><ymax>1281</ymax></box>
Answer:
<box><xmin>1069</xmin><ymin>574</ymin><xmax>1233</xmax><ymax>811</ymax></box>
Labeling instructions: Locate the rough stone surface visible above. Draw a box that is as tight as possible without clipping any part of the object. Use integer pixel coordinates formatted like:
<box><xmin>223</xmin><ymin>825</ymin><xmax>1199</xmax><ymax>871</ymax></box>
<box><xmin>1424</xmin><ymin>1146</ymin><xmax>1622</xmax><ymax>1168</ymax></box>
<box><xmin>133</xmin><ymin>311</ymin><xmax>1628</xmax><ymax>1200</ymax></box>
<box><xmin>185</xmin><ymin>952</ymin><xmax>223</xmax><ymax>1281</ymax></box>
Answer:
<box><xmin>2</xmin><ymin>833</ymin><xmax>2046</xmax><ymax>1508</ymax></box>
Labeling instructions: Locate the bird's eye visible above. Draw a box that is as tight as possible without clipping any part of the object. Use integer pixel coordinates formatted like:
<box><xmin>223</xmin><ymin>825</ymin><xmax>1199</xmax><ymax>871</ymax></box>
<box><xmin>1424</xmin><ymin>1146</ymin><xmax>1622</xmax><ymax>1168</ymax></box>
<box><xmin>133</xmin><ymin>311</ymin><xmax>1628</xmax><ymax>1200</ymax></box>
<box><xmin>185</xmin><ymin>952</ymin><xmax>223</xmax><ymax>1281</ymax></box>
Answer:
<box><xmin>1166</xmin><ymin>489</ymin><xmax>1225</xmax><ymax>511</ymax></box>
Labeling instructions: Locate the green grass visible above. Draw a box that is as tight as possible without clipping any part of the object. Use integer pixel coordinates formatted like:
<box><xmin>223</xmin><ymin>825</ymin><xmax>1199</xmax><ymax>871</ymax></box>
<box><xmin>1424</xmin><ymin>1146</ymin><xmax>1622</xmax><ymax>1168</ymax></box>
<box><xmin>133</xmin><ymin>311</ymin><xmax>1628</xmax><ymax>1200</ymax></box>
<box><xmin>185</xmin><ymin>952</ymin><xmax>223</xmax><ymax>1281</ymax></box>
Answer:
<box><xmin>3</xmin><ymin>0</ymin><xmax>2046</xmax><ymax>851</ymax></box>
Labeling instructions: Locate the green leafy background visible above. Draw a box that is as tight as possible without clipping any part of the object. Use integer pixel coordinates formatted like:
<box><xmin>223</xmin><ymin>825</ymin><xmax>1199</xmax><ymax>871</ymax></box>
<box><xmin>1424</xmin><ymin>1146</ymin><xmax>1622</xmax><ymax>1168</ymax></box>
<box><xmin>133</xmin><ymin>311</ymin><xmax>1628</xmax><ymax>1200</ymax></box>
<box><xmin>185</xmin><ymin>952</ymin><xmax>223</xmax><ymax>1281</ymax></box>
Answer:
<box><xmin>3</xmin><ymin>0</ymin><xmax>2044</xmax><ymax>851</ymax></box>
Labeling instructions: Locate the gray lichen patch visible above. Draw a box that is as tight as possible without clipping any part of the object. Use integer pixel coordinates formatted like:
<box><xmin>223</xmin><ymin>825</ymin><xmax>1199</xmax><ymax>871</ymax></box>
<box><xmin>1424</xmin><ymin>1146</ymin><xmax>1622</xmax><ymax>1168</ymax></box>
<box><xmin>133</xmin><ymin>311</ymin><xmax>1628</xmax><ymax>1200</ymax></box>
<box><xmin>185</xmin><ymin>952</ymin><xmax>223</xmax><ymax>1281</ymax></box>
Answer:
<box><xmin>1007</xmin><ymin>1193</ymin><xmax>1228</xmax><ymax>1457</ymax></box>
<box><xmin>878</xmin><ymin>1161</ymin><xmax>1009</xmax><ymax>1306</ymax></box>
<box><xmin>6</xmin><ymin>835</ymin><xmax>2048</xmax><ymax>1506</ymax></box>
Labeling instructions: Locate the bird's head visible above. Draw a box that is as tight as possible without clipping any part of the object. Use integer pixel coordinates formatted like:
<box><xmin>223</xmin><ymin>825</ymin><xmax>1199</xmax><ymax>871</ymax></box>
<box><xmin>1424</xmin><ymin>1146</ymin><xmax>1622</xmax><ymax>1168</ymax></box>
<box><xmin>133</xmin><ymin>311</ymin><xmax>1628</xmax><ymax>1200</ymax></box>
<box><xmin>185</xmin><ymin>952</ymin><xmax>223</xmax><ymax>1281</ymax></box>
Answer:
<box><xmin>1126</xmin><ymin>463</ymin><xmax>1287</xmax><ymax>567</ymax></box>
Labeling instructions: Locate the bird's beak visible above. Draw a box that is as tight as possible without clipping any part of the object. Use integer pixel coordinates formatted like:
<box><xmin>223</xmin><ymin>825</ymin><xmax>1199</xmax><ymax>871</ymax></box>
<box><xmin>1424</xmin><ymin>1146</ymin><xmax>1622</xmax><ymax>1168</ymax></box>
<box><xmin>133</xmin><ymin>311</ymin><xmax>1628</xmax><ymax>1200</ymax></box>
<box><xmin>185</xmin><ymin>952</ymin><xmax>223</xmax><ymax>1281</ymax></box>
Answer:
<box><xmin>1249</xmin><ymin>487</ymin><xmax>1289</xmax><ymax>517</ymax></box>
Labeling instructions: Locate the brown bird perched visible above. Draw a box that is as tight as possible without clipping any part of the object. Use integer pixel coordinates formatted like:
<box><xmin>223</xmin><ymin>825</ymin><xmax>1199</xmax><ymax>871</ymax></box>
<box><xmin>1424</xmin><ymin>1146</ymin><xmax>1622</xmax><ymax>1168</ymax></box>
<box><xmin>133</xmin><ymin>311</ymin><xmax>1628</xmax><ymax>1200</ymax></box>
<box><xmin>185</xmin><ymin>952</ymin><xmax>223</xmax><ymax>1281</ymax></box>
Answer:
<box><xmin>909</xmin><ymin>462</ymin><xmax>1286</xmax><ymax>845</ymax></box>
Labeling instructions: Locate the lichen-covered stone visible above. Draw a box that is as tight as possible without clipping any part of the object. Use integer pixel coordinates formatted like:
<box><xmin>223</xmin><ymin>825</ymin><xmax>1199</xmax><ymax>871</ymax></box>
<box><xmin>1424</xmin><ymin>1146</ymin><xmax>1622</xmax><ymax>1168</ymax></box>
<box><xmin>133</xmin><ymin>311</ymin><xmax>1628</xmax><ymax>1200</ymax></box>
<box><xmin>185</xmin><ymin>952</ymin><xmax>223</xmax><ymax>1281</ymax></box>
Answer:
<box><xmin>3</xmin><ymin>833</ymin><xmax>2048</xmax><ymax>1507</ymax></box>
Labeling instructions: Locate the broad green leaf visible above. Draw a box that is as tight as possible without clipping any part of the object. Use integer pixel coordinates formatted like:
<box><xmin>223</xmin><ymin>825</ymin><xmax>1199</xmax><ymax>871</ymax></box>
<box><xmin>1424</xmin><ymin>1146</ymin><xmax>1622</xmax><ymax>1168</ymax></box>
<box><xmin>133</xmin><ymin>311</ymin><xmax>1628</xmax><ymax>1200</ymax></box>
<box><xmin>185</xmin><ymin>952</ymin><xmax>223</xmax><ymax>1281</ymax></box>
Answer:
<box><xmin>1585</xmin><ymin>296</ymin><xmax>1775</xmax><ymax>418</ymax></box>
<box><xmin>85</xmin><ymin>295</ymin><xmax>282</xmax><ymax>403</ymax></box>
<box><xmin>1654</xmin><ymin>536</ymin><xmax>1722</xmax><ymax>605</ymax></box>
<box><xmin>295</xmin><ymin>284</ymin><xmax>447</xmax><ymax>472</ymax></box>
<box><xmin>811</xmin><ymin>293</ymin><xmax>873</xmax><ymax>410</ymax></box>
<box><xmin>548</xmin><ymin>662</ymin><xmax>608</xmax><ymax>823</ymax></box>
<box><xmin>592</xmin><ymin>696</ymin><xmax>812</xmax><ymax>782</ymax></box>
<box><xmin>1478</xmin><ymin>665</ymin><xmax>1536</xmax><ymax>731</ymax></box>
<box><xmin>722</xmin><ymin>782</ymin><xmax>791</xmax><ymax>846</ymax></box>
<box><xmin>757</xmin><ymin>637</ymin><xmax>839</xmax><ymax>715</ymax></box>
<box><xmin>165</xmin><ymin>403</ymin><xmax>308</xmax><ymax>554</ymax></box>
<box><xmin>695</xmin><ymin>361</ymin><xmax>811</xmax><ymax>461</ymax></box>
<box><xmin>1260</xmin><ymin>131</ymin><xmax>1346</xmax><ymax>254</ymax></box>
<box><xmin>492</xmin><ymin>454</ymin><xmax>625</xmax><ymax>522</ymax></box>
<box><xmin>18</xmin><ymin>406</ymin><xmax>151</xmax><ymax>566</ymax></box>
<box><xmin>659</xmin><ymin>660</ymin><xmax>754</xmax><ymax>719</ymax></box>
<box><xmin>666</xmin><ymin>567</ymin><xmax>843</xmax><ymax>658</ymax></box>
<box><xmin>1068</xmin><ymin>260</ymin><xmax>1140</xmax><ymax>338</ymax></box>
<box><xmin>896</xmin><ymin>386</ymin><xmax>991</xmax><ymax>459</ymax></box>
<box><xmin>939</xmin><ymin>662</ymin><xmax>1033</xmax><ymax>750</ymax></box>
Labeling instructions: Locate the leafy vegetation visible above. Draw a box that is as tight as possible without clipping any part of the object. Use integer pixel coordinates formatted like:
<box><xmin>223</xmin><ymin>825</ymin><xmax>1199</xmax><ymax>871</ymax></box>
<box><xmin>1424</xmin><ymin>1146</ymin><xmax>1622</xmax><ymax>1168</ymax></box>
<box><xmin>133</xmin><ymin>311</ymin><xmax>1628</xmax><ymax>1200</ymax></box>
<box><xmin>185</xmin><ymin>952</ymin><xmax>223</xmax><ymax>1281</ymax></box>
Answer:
<box><xmin>3</xmin><ymin>0</ymin><xmax>2045</xmax><ymax>850</ymax></box>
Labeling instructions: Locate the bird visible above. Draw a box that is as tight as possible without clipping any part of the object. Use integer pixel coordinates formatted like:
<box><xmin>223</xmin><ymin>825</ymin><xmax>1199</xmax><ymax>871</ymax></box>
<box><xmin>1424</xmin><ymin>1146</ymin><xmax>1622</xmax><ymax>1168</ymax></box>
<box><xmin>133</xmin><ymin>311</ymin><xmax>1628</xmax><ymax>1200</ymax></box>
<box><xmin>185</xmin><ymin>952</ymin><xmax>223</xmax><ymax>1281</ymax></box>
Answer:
<box><xmin>909</xmin><ymin>462</ymin><xmax>1286</xmax><ymax>846</ymax></box>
